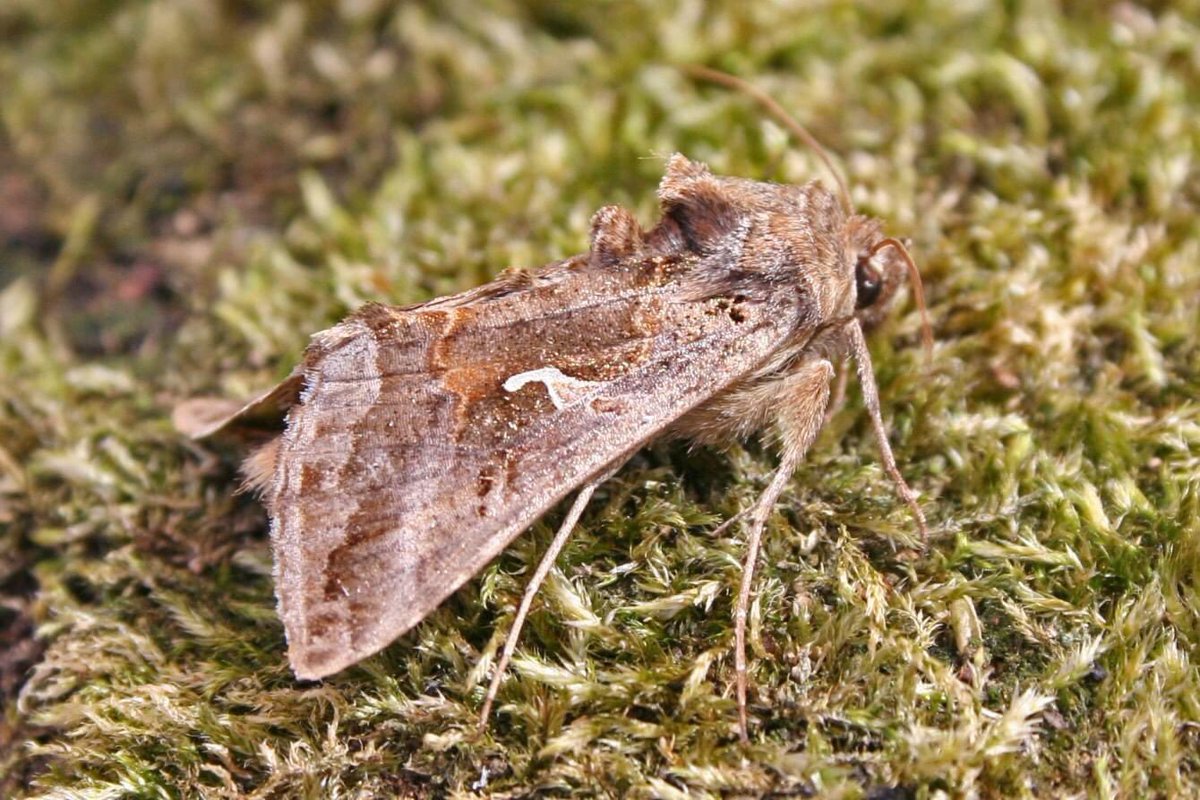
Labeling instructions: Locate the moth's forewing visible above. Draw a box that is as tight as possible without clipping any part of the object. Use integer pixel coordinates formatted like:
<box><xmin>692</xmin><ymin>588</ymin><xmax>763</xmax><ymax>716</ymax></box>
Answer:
<box><xmin>271</xmin><ymin>257</ymin><xmax>796</xmax><ymax>678</ymax></box>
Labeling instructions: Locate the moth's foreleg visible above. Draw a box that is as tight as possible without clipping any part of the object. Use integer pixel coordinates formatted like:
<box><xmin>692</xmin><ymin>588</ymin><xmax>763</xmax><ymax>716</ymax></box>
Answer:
<box><xmin>477</xmin><ymin>463</ymin><xmax>623</xmax><ymax>732</ymax></box>
<box><xmin>847</xmin><ymin>320</ymin><xmax>928</xmax><ymax>543</ymax></box>
<box><xmin>734</xmin><ymin>358</ymin><xmax>834</xmax><ymax>743</ymax></box>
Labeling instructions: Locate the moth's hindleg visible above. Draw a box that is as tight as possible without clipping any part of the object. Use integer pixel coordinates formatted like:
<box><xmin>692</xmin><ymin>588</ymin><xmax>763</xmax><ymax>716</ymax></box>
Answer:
<box><xmin>477</xmin><ymin>464</ymin><xmax>621</xmax><ymax>732</ymax></box>
<box><xmin>734</xmin><ymin>358</ymin><xmax>833</xmax><ymax>743</ymax></box>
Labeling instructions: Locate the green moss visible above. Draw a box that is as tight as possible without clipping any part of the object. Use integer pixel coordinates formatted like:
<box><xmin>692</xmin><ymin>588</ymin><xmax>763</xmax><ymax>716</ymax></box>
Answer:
<box><xmin>3</xmin><ymin>1</ymin><xmax>1199</xmax><ymax>797</ymax></box>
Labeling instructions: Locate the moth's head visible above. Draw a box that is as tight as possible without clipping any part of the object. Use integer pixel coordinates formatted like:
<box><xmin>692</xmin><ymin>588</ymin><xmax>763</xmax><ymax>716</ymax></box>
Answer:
<box><xmin>844</xmin><ymin>216</ymin><xmax>911</xmax><ymax>331</ymax></box>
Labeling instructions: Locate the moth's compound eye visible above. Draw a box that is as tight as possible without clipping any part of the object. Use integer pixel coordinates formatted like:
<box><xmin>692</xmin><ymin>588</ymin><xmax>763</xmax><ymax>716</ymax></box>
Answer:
<box><xmin>855</xmin><ymin>254</ymin><xmax>883</xmax><ymax>308</ymax></box>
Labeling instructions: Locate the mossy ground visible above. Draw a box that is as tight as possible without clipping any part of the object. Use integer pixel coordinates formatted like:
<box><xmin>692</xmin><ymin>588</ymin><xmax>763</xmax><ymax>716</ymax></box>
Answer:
<box><xmin>3</xmin><ymin>1</ymin><xmax>1199</xmax><ymax>797</ymax></box>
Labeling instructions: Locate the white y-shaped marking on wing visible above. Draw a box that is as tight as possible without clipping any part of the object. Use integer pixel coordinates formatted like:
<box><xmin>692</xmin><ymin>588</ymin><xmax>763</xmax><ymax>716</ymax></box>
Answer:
<box><xmin>503</xmin><ymin>367</ymin><xmax>599</xmax><ymax>410</ymax></box>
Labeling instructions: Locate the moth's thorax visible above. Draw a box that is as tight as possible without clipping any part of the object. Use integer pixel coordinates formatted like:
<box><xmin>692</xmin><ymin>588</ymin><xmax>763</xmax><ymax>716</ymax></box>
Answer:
<box><xmin>654</xmin><ymin>155</ymin><xmax>904</xmax><ymax>336</ymax></box>
<box><xmin>654</xmin><ymin>156</ymin><xmax>906</xmax><ymax>448</ymax></box>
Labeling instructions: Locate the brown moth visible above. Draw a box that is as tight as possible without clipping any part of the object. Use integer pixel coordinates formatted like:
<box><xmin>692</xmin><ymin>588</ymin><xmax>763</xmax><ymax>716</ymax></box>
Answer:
<box><xmin>177</xmin><ymin>90</ymin><xmax>928</xmax><ymax>741</ymax></box>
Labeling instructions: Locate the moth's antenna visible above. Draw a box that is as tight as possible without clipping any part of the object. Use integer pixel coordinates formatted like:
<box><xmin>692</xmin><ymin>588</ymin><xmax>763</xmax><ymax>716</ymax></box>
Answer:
<box><xmin>683</xmin><ymin>64</ymin><xmax>853</xmax><ymax>214</ymax></box>
<box><xmin>869</xmin><ymin>237</ymin><xmax>933</xmax><ymax>359</ymax></box>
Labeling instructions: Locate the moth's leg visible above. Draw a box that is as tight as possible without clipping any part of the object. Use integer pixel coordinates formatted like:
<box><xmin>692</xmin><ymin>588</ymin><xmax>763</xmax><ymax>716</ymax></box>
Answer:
<box><xmin>478</xmin><ymin>464</ymin><xmax>622</xmax><ymax>731</ymax></box>
<box><xmin>822</xmin><ymin>358</ymin><xmax>850</xmax><ymax>428</ymax></box>
<box><xmin>846</xmin><ymin>320</ymin><xmax>928</xmax><ymax>543</ymax></box>
<box><xmin>734</xmin><ymin>358</ymin><xmax>834</xmax><ymax>743</ymax></box>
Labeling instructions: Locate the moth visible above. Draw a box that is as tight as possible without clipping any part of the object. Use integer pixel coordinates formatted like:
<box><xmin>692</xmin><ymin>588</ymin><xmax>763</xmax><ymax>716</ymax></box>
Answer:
<box><xmin>177</xmin><ymin>76</ymin><xmax>929</xmax><ymax>742</ymax></box>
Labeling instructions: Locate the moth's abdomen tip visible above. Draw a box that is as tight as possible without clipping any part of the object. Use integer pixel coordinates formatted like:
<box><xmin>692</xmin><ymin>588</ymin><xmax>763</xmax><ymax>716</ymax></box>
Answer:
<box><xmin>239</xmin><ymin>438</ymin><xmax>280</xmax><ymax>495</ymax></box>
